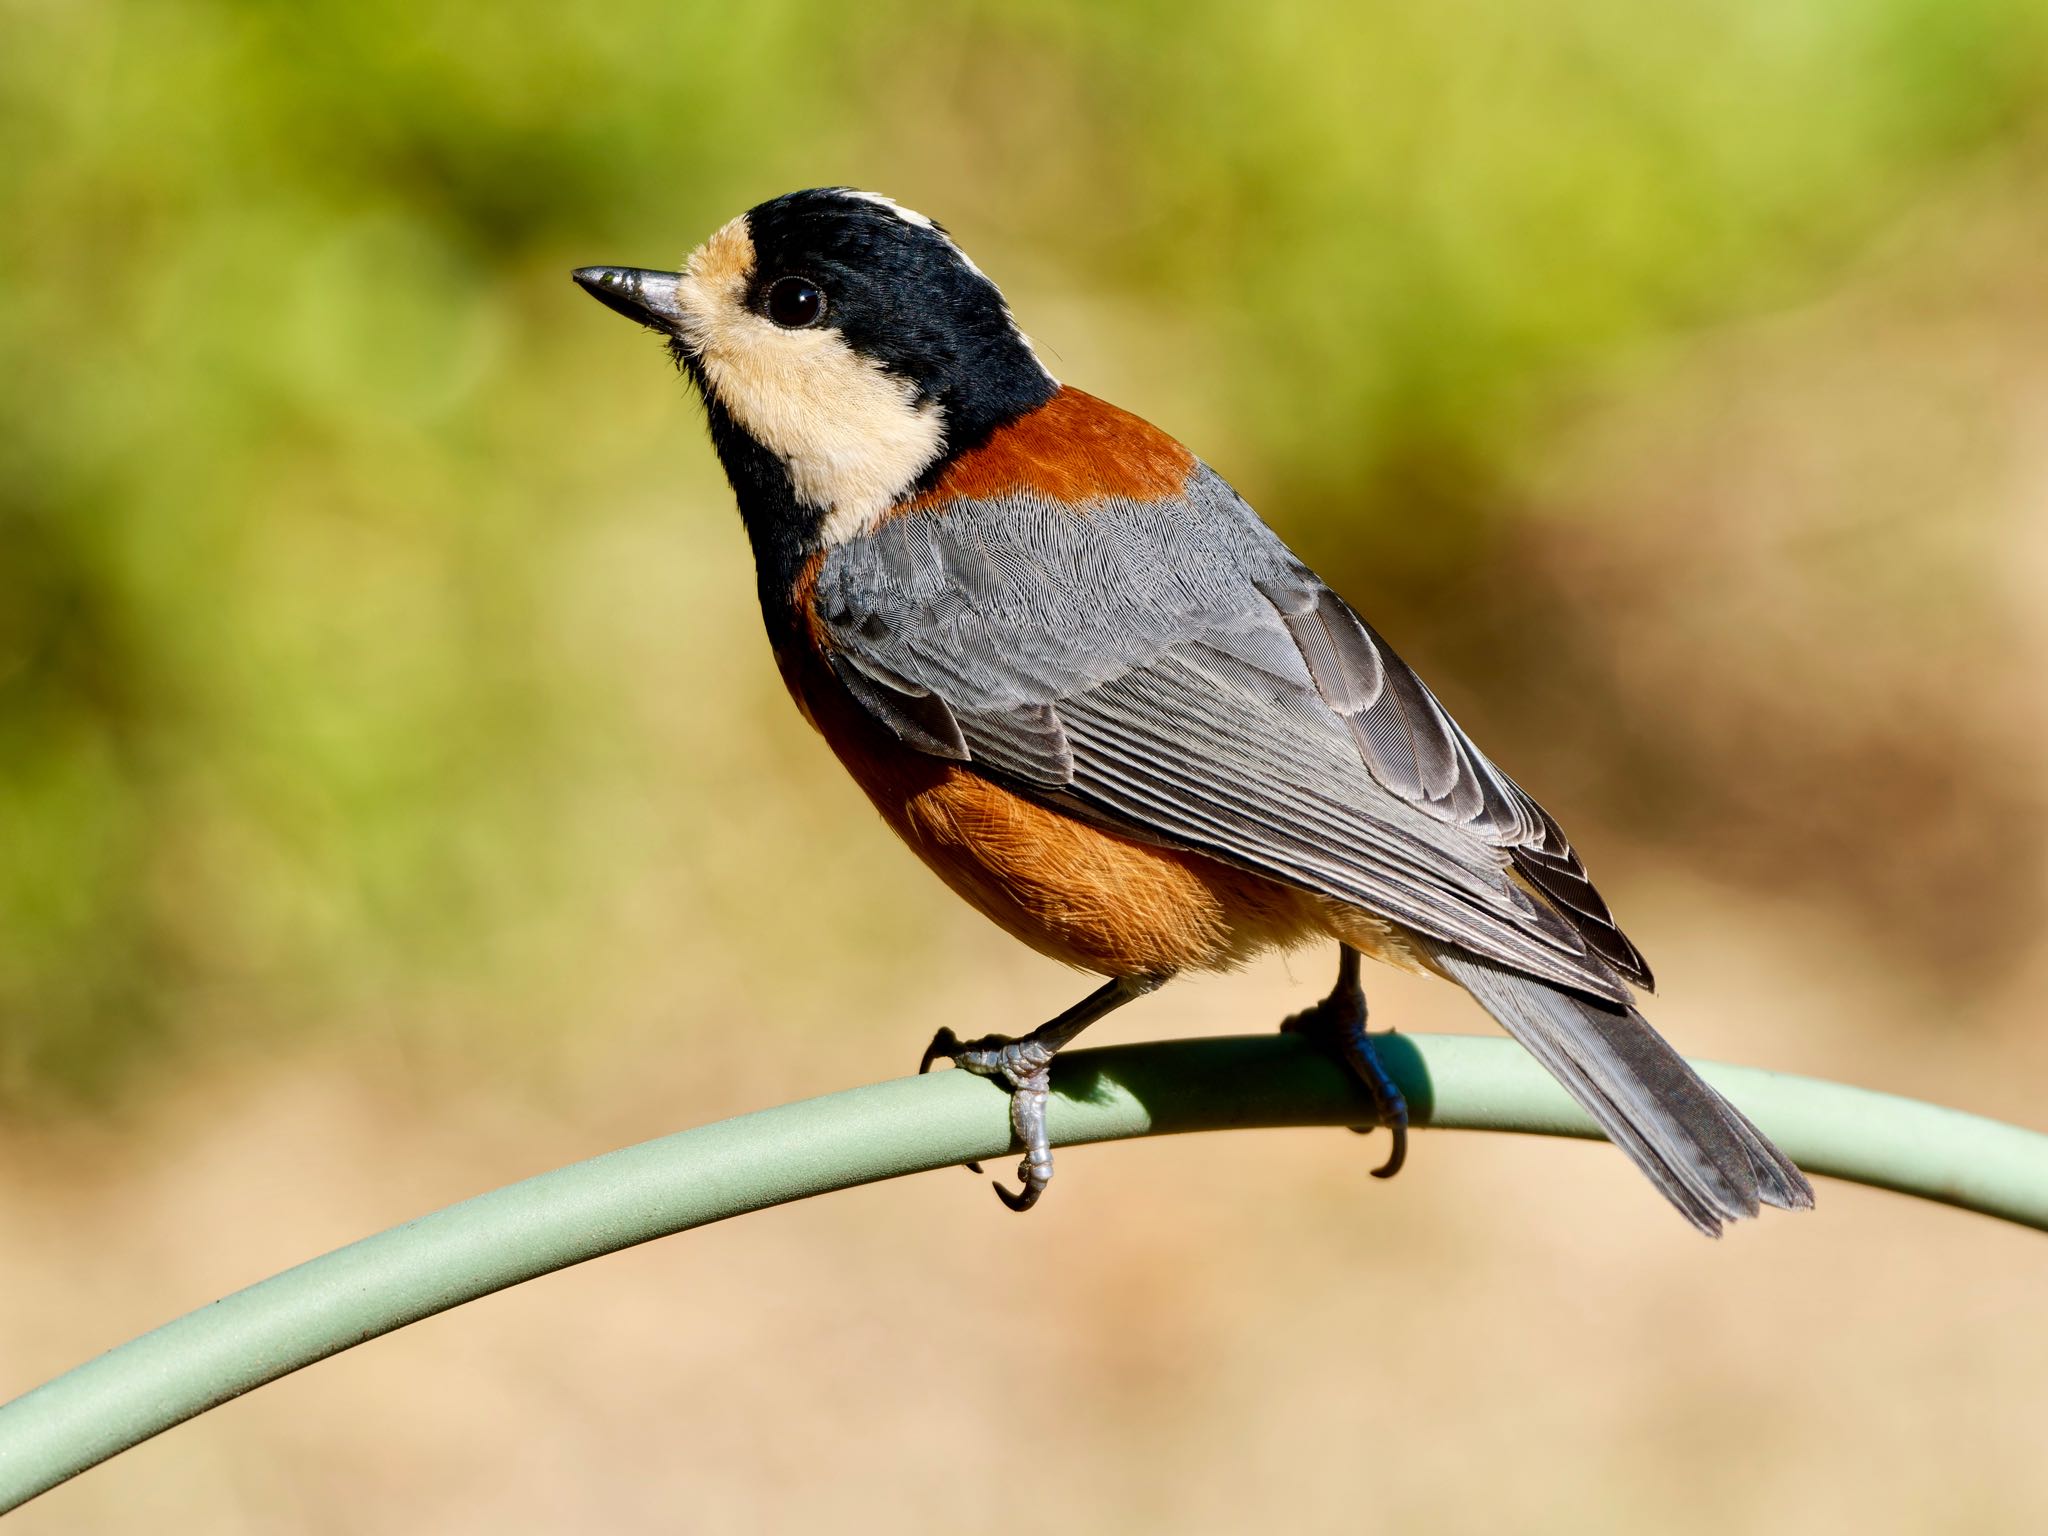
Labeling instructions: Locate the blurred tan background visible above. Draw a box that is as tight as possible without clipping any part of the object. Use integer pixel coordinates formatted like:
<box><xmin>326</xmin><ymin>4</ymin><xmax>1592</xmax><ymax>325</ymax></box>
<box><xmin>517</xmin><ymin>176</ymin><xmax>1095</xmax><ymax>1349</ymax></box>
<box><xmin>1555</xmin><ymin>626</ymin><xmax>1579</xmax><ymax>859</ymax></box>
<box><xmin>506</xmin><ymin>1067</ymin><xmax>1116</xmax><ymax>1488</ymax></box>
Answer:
<box><xmin>4</xmin><ymin>1</ymin><xmax>2048</xmax><ymax>1529</ymax></box>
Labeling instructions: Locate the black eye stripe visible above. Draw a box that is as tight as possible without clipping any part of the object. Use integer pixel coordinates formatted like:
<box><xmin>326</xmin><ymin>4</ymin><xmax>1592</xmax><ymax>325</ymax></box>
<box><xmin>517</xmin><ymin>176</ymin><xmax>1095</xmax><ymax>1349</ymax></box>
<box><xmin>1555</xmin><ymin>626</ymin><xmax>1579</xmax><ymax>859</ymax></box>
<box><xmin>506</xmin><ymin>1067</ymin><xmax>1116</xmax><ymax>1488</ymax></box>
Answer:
<box><xmin>764</xmin><ymin>275</ymin><xmax>826</xmax><ymax>328</ymax></box>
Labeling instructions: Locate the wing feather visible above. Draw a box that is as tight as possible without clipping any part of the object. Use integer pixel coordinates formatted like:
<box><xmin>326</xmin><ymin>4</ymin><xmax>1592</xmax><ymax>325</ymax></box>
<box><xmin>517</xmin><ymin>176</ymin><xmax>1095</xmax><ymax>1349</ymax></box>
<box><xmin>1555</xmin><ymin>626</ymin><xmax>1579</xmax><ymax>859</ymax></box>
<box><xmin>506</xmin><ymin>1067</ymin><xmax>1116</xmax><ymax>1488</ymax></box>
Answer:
<box><xmin>812</xmin><ymin>468</ymin><xmax>1649</xmax><ymax>998</ymax></box>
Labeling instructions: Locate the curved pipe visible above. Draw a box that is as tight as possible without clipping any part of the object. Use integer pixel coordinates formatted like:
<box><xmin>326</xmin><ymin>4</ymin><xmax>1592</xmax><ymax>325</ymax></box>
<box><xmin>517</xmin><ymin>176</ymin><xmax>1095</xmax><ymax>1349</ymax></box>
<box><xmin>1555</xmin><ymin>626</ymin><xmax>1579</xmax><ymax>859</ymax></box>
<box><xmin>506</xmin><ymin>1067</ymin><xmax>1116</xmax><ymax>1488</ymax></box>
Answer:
<box><xmin>0</xmin><ymin>1032</ymin><xmax>2041</xmax><ymax>1512</ymax></box>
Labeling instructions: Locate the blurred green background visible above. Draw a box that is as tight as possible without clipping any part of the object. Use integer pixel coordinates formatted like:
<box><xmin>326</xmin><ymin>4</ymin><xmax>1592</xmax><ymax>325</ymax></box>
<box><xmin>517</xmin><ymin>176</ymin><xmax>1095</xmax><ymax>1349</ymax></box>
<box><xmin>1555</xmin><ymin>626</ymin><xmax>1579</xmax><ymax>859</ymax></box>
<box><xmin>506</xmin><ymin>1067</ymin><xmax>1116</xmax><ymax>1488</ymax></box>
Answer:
<box><xmin>4</xmin><ymin>3</ymin><xmax>2048</xmax><ymax>1530</ymax></box>
<box><xmin>4</xmin><ymin>0</ymin><xmax>2046</xmax><ymax>1098</ymax></box>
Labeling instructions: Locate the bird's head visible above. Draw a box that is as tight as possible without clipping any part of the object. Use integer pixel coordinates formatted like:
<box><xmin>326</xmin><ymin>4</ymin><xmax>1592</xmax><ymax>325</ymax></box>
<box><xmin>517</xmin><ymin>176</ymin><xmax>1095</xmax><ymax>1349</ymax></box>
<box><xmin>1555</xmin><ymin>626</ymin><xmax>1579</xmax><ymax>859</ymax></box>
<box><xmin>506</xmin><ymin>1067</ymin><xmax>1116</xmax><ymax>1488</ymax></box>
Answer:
<box><xmin>575</xmin><ymin>188</ymin><xmax>1056</xmax><ymax>553</ymax></box>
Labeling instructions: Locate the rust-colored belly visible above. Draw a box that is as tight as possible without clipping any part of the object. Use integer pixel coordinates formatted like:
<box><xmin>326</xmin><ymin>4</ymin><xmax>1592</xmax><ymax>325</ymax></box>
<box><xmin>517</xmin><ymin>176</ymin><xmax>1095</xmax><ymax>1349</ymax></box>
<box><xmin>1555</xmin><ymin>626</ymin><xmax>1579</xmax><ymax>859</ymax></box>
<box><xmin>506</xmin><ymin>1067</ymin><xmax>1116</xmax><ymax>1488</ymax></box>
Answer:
<box><xmin>784</xmin><ymin>644</ymin><xmax>1429</xmax><ymax>978</ymax></box>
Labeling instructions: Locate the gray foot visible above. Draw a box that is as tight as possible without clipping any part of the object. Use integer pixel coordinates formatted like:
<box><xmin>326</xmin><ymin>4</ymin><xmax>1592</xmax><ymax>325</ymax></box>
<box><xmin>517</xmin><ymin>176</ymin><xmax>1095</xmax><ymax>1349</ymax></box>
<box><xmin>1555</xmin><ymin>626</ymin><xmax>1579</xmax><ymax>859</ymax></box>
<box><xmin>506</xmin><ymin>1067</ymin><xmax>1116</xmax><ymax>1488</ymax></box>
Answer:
<box><xmin>920</xmin><ymin>1026</ymin><xmax>1058</xmax><ymax>1211</ymax></box>
<box><xmin>1282</xmin><ymin>950</ymin><xmax>1409</xmax><ymax>1178</ymax></box>
<box><xmin>916</xmin><ymin>974</ymin><xmax>1164</xmax><ymax>1213</ymax></box>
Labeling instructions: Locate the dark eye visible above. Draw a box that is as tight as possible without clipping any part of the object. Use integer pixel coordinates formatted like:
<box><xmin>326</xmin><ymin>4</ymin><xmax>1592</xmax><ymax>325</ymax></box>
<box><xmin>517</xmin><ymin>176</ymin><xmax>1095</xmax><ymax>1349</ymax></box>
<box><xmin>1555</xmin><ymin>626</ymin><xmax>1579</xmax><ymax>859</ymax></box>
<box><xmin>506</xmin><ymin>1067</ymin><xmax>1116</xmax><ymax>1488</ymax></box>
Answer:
<box><xmin>764</xmin><ymin>275</ymin><xmax>826</xmax><ymax>328</ymax></box>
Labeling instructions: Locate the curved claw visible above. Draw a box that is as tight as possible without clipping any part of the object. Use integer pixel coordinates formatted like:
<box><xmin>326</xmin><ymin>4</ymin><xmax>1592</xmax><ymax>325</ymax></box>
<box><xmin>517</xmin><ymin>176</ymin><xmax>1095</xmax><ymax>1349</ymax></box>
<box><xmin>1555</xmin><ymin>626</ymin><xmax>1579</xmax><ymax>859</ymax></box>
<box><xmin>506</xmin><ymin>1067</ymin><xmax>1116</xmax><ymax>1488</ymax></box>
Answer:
<box><xmin>1369</xmin><ymin>1118</ymin><xmax>1408</xmax><ymax>1180</ymax></box>
<box><xmin>1283</xmin><ymin>957</ymin><xmax>1410</xmax><ymax>1182</ymax></box>
<box><xmin>993</xmin><ymin>1162</ymin><xmax>1047</xmax><ymax>1213</ymax></box>
<box><xmin>918</xmin><ymin>1026</ymin><xmax>962</xmax><ymax>1075</ymax></box>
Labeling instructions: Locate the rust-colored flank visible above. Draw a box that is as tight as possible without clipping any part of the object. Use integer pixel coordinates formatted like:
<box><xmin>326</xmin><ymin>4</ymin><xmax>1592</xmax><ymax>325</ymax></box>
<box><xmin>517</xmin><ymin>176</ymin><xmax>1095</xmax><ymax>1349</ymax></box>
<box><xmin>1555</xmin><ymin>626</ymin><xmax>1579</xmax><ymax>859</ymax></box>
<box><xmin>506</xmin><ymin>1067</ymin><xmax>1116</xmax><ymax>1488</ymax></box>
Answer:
<box><xmin>771</xmin><ymin>642</ymin><xmax>1422</xmax><ymax>979</ymax></box>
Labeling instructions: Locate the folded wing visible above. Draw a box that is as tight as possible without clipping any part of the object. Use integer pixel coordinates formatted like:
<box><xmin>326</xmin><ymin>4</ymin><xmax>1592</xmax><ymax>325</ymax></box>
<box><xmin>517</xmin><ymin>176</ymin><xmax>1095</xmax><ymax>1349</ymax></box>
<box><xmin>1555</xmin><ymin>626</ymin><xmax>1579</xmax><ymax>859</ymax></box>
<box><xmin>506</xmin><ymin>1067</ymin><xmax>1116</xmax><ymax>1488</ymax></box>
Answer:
<box><xmin>813</xmin><ymin>467</ymin><xmax>1647</xmax><ymax>1001</ymax></box>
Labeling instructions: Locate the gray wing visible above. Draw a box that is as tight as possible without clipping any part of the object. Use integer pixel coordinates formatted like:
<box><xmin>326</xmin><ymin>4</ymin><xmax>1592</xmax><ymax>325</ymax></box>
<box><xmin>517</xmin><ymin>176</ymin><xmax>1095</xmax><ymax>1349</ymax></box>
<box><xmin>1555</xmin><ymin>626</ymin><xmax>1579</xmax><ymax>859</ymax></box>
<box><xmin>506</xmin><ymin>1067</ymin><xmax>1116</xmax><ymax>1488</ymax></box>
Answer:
<box><xmin>813</xmin><ymin>466</ymin><xmax>1649</xmax><ymax>1000</ymax></box>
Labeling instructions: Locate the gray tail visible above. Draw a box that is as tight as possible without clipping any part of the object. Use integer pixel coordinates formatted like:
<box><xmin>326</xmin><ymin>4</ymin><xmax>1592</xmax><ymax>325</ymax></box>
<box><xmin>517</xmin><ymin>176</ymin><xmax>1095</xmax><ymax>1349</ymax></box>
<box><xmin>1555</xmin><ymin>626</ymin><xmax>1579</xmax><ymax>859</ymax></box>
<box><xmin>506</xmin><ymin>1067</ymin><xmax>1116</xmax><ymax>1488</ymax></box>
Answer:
<box><xmin>1426</xmin><ymin>943</ymin><xmax>1814</xmax><ymax>1236</ymax></box>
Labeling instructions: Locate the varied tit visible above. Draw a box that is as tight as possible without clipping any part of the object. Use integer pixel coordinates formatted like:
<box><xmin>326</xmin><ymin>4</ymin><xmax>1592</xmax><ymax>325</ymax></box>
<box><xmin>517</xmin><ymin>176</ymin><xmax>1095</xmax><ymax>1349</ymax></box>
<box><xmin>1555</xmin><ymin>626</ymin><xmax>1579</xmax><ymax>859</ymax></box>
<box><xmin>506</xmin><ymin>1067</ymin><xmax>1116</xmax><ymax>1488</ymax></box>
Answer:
<box><xmin>573</xmin><ymin>188</ymin><xmax>1812</xmax><ymax>1231</ymax></box>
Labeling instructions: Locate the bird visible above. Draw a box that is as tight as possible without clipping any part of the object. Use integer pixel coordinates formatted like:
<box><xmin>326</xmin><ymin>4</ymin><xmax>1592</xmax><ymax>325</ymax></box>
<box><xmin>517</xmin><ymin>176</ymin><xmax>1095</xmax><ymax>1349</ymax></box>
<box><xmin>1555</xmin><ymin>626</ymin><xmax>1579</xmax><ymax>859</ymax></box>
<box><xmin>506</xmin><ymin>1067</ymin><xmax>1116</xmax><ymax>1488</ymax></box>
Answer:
<box><xmin>573</xmin><ymin>187</ymin><xmax>1814</xmax><ymax>1232</ymax></box>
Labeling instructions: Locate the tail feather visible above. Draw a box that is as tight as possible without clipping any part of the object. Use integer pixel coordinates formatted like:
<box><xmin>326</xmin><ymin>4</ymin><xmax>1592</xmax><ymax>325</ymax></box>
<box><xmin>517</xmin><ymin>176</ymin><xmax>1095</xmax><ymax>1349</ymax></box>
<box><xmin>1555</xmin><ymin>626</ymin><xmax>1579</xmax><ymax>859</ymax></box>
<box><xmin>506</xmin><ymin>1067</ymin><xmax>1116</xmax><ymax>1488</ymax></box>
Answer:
<box><xmin>1426</xmin><ymin>943</ymin><xmax>1815</xmax><ymax>1235</ymax></box>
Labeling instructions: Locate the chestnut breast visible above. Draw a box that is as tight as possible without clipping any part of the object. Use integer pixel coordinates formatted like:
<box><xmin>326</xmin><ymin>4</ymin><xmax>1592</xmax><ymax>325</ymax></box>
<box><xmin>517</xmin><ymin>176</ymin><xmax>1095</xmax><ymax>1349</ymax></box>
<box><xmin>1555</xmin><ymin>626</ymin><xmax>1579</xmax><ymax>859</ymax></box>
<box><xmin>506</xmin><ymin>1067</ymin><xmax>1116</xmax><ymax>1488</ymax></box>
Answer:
<box><xmin>779</xmin><ymin>634</ymin><xmax>1320</xmax><ymax>977</ymax></box>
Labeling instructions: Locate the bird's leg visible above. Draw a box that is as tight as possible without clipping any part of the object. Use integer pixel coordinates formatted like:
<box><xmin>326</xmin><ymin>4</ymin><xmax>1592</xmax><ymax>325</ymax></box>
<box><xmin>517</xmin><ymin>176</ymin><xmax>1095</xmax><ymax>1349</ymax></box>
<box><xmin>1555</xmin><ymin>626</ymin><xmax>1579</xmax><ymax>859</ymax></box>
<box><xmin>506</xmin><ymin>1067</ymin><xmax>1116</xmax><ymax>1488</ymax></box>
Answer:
<box><xmin>1281</xmin><ymin>944</ymin><xmax>1408</xmax><ymax>1178</ymax></box>
<box><xmin>920</xmin><ymin>974</ymin><xmax>1164</xmax><ymax>1212</ymax></box>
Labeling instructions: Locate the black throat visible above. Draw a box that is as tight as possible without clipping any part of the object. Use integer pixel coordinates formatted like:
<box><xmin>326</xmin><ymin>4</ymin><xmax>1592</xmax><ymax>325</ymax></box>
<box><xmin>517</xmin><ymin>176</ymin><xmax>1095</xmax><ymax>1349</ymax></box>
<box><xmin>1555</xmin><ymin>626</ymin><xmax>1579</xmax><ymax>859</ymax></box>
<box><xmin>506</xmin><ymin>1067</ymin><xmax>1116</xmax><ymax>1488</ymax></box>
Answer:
<box><xmin>684</xmin><ymin>370</ymin><xmax>819</xmax><ymax>642</ymax></box>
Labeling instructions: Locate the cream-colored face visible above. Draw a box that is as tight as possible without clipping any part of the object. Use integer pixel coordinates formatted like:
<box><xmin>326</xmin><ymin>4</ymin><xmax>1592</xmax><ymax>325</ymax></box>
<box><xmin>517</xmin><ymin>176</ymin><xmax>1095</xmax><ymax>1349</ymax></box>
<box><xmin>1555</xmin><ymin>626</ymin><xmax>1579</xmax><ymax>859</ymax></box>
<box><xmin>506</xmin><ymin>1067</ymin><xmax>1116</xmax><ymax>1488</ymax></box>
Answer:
<box><xmin>674</xmin><ymin>216</ymin><xmax>947</xmax><ymax>544</ymax></box>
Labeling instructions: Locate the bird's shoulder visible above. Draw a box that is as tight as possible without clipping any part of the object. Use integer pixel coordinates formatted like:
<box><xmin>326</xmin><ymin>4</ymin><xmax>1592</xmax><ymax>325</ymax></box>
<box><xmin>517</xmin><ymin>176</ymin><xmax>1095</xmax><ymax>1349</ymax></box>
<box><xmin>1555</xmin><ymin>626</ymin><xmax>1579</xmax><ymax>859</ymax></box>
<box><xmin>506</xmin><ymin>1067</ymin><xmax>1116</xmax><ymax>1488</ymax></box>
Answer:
<box><xmin>810</xmin><ymin>386</ymin><xmax>1297</xmax><ymax>666</ymax></box>
<box><xmin>901</xmin><ymin>385</ymin><xmax>1200</xmax><ymax>512</ymax></box>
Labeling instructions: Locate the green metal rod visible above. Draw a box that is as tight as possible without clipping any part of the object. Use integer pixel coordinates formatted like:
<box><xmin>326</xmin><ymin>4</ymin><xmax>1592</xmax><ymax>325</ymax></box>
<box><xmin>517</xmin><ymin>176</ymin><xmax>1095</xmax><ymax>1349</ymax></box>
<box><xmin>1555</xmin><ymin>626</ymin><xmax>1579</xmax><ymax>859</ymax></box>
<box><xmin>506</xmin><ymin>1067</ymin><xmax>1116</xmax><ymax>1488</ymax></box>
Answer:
<box><xmin>0</xmin><ymin>1032</ymin><xmax>2041</xmax><ymax>1514</ymax></box>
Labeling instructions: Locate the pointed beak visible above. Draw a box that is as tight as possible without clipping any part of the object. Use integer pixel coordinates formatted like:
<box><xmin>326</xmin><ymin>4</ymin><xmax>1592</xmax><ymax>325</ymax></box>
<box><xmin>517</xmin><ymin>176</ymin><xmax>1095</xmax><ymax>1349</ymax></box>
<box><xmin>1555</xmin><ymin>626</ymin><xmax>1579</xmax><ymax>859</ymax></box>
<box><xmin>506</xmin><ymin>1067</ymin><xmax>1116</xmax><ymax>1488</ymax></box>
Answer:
<box><xmin>572</xmin><ymin>266</ymin><xmax>687</xmax><ymax>335</ymax></box>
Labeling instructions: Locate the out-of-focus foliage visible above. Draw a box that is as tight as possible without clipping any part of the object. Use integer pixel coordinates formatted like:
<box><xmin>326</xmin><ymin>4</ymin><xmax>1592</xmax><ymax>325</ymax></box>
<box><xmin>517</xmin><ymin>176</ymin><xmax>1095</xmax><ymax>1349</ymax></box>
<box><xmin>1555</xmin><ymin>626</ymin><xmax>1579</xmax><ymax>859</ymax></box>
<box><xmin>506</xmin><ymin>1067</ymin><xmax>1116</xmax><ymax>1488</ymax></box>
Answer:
<box><xmin>3</xmin><ymin>0</ymin><xmax>2046</xmax><ymax>1100</ymax></box>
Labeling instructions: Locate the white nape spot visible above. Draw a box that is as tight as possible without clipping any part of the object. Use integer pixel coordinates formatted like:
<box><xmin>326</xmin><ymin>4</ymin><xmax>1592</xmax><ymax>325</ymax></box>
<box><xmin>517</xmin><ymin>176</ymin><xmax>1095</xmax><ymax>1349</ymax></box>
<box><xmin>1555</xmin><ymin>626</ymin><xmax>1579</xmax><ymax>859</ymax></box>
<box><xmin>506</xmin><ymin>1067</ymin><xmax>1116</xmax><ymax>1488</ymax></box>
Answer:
<box><xmin>838</xmin><ymin>190</ymin><xmax>1056</xmax><ymax>388</ymax></box>
<box><xmin>840</xmin><ymin>189</ymin><xmax>990</xmax><ymax>280</ymax></box>
<box><xmin>1011</xmin><ymin>328</ymin><xmax>1058</xmax><ymax>389</ymax></box>
<box><xmin>675</xmin><ymin>214</ymin><xmax>948</xmax><ymax>545</ymax></box>
<box><xmin>841</xmin><ymin>188</ymin><xmax>936</xmax><ymax>230</ymax></box>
